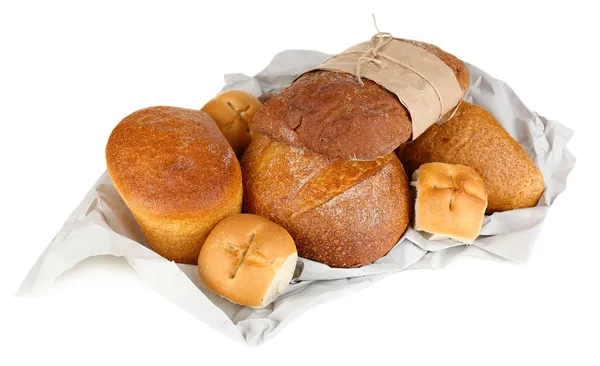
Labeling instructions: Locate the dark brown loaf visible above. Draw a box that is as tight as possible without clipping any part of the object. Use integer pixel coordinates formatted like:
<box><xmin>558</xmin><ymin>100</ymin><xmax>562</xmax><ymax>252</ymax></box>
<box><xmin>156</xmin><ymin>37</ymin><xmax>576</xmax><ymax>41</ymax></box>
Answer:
<box><xmin>400</xmin><ymin>102</ymin><xmax>545</xmax><ymax>213</ymax></box>
<box><xmin>106</xmin><ymin>106</ymin><xmax>243</xmax><ymax>264</ymax></box>
<box><xmin>241</xmin><ymin>134</ymin><xmax>411</xmax><ymax>268</ymax></box>
<box><xmin>252</xmin><ymin>39</ymin><xmax>471</xmax><ymax>161</ymax></box>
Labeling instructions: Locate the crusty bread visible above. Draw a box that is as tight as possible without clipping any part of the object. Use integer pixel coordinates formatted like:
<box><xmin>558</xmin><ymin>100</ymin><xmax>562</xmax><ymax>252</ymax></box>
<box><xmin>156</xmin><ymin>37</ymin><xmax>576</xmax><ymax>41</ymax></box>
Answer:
<box><xmin>252</xmin><ymin>38</ymin><xmax>470</xmax><ymax>161</ymax></box>
<box><xmin>201</xmin><ymin>90</ymin><xmax>262</xmax><ymax>156</ymax></box>
<box><xmin>400</xmin><ymin>102</ymin><xmax>545</xmax><ymax>213</ymax></box>
<box><xmin>198</xmin><ymin>214</ymin><xmax>297</xmax><ymax>308</ymax></box>
<box><xmin>241</xmin><ymin>134</ymin><xmax>411</xmax><ymax>268</ymax></box>
<box><xmin>412</xmin><ymin>163</ymin><xmax>487</xmax><ymax>243</ymax></box>
<box><xmin>106</xmin><ymin>106</ymin><xmax>243</xmax><ymax>264</ymax></box>
<box><xmin>258</xmin><ymin>93</ymin><xmax>275</xmax><ymax>104</ymax></box>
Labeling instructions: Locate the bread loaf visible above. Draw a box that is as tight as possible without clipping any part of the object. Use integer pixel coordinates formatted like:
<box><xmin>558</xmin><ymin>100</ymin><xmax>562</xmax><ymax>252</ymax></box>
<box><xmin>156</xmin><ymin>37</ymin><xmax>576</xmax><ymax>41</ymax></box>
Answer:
<box><xmin>106</xmin><ymin>106</ymin><xmax>243</xmax><ymax>264</ymax></box>
<box><xmin>400</xmin><ymin>102</ymin><xmax>544</xmax><ymax>213</ymax></box>
<box><xmin>198</xmin><ymin>214</ymin><xmax>297</xmax><ymax>308</ymax></box>
<box><xmin>252</xmin><ymin>39</ymin><xmax>471</xmax><ymax>161</ymax></box>
<box><xmin>241</xmin><ymin>135</ymin><xmax>411</xmax><ymax>268</ymax></box>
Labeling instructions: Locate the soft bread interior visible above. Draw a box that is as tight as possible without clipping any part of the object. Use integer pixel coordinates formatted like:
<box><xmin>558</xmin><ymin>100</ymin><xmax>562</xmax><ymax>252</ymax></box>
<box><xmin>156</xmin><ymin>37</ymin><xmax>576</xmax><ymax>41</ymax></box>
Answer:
<box><xmin>258</xmin><ymin>252</ymin><xmax>298</xmax><ymax>308</ymax></box>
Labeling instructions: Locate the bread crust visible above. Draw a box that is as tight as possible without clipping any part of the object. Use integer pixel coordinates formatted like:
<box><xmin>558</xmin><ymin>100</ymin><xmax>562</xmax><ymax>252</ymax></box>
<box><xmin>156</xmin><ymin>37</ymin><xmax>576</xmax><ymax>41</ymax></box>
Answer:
<box><xmin>241</xmin><ymin>135</ymin><xmax>411</xmax><ymax>268</ymax></box>
<box><xmin>252</xmin><ymin>39</ymin><xmax>470</xmax><ymax>161</ymax></box>
<box><xmin>400</xmin><ymin>102</ymin><xmax>545</xmax><ymax>213</ymax></box>
<box><xmin>106</xmin><ymin>106</ymin><xmax>243</xmax><ymax>264</ymax></box>
<box><xmin>201</xmin><ymin>90</ymin><xmax>262</xmax><ymax>156</ymax></box>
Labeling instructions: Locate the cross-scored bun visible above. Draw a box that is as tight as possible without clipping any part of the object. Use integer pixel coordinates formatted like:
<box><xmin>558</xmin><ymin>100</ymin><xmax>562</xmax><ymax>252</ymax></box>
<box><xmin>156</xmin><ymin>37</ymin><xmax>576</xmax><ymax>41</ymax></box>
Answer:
<box><xmin>198</xmin><ymin>214</ymin><xmax>298</xmax><ymax>308</ymax></box>
<box><xmin>412</xmin><ymin>162</ymin><xmax>487</xmax><ymax>244</ymax></box>
<box><xmin>201</xmin><ymin>90</ymin><xmax>262</xmax><ymax>156</ymax></box>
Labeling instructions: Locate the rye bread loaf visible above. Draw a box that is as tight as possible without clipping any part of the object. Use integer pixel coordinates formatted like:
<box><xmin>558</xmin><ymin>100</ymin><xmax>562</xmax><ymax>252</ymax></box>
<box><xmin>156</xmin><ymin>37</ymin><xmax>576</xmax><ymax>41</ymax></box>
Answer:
<box><xmin>241</xmin><ymin>134</ymin><xmax>411</xmax><ymax>268</ymax></box>
<box><xmin>400</xmin><ymin>102</ymin><xmax>545</xmax><ymax>213</ymax></box>
<box><xmin>252</xmin><ymin>39</ymin><xmax>471</xmax><ymax>161</ymax></box>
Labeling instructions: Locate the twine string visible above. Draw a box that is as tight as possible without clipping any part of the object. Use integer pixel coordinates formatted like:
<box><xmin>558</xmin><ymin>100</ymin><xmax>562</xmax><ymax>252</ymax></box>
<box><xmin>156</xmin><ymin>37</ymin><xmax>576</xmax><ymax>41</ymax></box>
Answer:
<box><xmin>350</xmin><ymin>14</ymin><xmax>445</xmax><ymax>118</ymax></box>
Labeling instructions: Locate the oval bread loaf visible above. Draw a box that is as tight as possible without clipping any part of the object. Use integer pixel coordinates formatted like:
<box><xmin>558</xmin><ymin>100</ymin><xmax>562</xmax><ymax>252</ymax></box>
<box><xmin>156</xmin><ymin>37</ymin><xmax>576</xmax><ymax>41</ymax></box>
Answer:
<box><xmin>106</xmin><ymin>106</ymin><xmax>243</xmax><ymax>264</ymax></box>
<box><xmin>400</xmin><ymin>102</ymin><xmax>544</xmax><ymax>213</ymax></box>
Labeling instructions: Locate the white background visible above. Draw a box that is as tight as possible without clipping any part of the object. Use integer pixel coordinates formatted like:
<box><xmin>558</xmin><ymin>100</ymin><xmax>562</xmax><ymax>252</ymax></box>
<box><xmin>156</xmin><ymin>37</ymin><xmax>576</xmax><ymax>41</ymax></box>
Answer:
<box><xmin>1</xmin><ymin>1</ymin><xmax>598</xmax><ymax>365</ymax></box>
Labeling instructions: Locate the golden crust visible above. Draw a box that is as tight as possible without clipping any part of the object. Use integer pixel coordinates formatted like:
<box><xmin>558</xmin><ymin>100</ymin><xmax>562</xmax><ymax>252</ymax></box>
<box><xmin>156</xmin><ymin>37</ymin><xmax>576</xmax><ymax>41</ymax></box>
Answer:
<box><xmin>241</xmin><ymin>135</ymin><xmax>411</xmax><ymax>268</ymax></box>
<box><xmin>198</xmin><ymin>214</ymin><xmax>297</xmax><ymax>308</ymax></box>
<box><xmin>413</xmin><ymin>163</ymin><xmax>487</xmax><ymax>243</ymax></box>
<box><xmin>252</xmin><ymin>39</ymin><xmax>470</xmax><ymax>161</ymax></box>
<box><xmin>400</xmin><ymin>102</ymin><xmax>545</xmax><ymax>213</ymax></box>
<box><xmin>106</xmin><ymin>106</ymin><xmax>243</xmax><ymax>264</ymax></box>
<box><xmin>201</xmin><ymin>90</ymin><xmax>262</xmax><ymax>156</ymax></box>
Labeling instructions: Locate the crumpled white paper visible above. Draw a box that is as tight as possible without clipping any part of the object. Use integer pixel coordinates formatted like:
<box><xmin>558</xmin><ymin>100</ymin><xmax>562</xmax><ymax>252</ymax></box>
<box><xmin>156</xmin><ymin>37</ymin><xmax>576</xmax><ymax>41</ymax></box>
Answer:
<box><xmin>17</xmin><ymin>50</ymin><xmax>576</xmax><ymax>346</ymax></box>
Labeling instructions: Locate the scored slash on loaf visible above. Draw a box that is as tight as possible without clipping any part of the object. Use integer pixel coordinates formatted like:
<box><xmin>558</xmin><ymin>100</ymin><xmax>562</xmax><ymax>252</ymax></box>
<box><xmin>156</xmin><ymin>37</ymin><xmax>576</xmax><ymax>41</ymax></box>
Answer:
<box><xmin>241</xmin><ymin>134</ymin><xmax>412</xmax><ymax>268</ymax></box>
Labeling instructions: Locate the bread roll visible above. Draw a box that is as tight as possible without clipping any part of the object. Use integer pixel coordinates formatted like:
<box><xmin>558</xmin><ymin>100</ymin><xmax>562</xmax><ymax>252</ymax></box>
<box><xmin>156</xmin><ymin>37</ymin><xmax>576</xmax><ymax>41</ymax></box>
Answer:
<box><xmin>400</xmin><ymin>102</ymin><xmax>545</xmax><ymax>213</ymax></box>
<box><xmin>106</xmin><ymin>106</ymin><xmax>243</xmax><ymax>264</ymax></box>
<box><xmin>252</xmin><ymin>39</ymin><xmax>471</xmax><ymax>161</ymax></box>
<box><xmin>201</xmin><ymin>90</ymin><xmax>262</xmax><ymax>156</ymax></box>
<box><xmin>198</xmin><ymin>214</ymin><xmax>297</xmax><ymax>308</ymax></box>
<box><xmin>412</xmin><ymin>163</ymin><xmax>487</xmax><ymax>243</ymax></box>
<box><xmin>241</xmin><ymin>134</ymin><xmax>411</xmax><ymax>268</ymax></box>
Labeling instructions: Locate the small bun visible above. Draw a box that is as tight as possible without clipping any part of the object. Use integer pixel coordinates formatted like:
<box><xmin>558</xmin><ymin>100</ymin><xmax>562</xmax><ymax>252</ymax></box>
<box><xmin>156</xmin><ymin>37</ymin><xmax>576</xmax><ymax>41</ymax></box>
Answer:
<box><xmin>201</xmin><ymin>90</ymin><xmax>262</xmax><ymax>156</ymax></box>
<box><xmin>412</xmin><ymin>163</ymin><xmax>487</xmax><ymax>244</ymax></box>
<box><xmin>198</xmin><ymin>214</ymin><xmax>297</xmax><ymax>308</ymax></box>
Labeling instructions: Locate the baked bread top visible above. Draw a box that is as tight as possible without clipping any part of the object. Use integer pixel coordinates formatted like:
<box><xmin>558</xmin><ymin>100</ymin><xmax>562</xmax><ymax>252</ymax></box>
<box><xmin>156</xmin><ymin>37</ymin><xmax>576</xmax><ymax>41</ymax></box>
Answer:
<box><xmin>252</xmin><ymin>39</ymin><xmax>470</xmax><ymax>161</ymax></box>
<box><xmin>106</xmin><ymin>106</ymin><xmax>242</xmax><ymax>219</ymax></box>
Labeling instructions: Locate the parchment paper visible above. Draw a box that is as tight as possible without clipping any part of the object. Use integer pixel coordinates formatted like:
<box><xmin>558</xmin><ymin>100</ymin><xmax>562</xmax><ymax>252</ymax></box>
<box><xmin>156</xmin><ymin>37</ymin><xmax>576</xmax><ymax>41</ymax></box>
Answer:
<box><xmin>17</xmin><ymin>50</ymin><xmax>576</xmax><ymax>346</ymax></box>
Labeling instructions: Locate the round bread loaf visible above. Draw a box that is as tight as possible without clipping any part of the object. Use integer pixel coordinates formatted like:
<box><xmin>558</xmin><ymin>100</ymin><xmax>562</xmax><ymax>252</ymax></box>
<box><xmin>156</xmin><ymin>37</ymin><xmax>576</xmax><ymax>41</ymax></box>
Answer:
<box><xmin>252</xmin><ymin>38</ymin><xmax>471</xmax><ymax>161</ymax></box>
<box><xmin>106</xmin><ymin>106</ymin><xmax>243</xmax><ymax>264</ymax></box>
<box><xmin>241</xmin><ymin>134</ymin><xmax>411</xmax><ymax>268</ymax></box>
<box><xmin>400</xmin><ymin>102</ymin><xmax>545</xmax><ymax>213</ymax></box>
<box><xmin>201</xmin><ymin>90</ymin><xmax>262</xmax><ymax>156</ymax></box>
<box><xmin>198</xmin><ymin>214</ymin><xmax>298</xmax><ymax>308</ymax></box>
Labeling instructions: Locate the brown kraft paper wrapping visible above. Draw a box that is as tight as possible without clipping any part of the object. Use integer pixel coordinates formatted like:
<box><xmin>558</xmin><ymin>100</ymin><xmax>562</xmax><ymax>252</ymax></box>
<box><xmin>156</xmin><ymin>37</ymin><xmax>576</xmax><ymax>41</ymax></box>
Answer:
<box><xmin>308</xmin><ymin>34</ymin><xmax>464</xmax><ymax>139</ymax></box>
